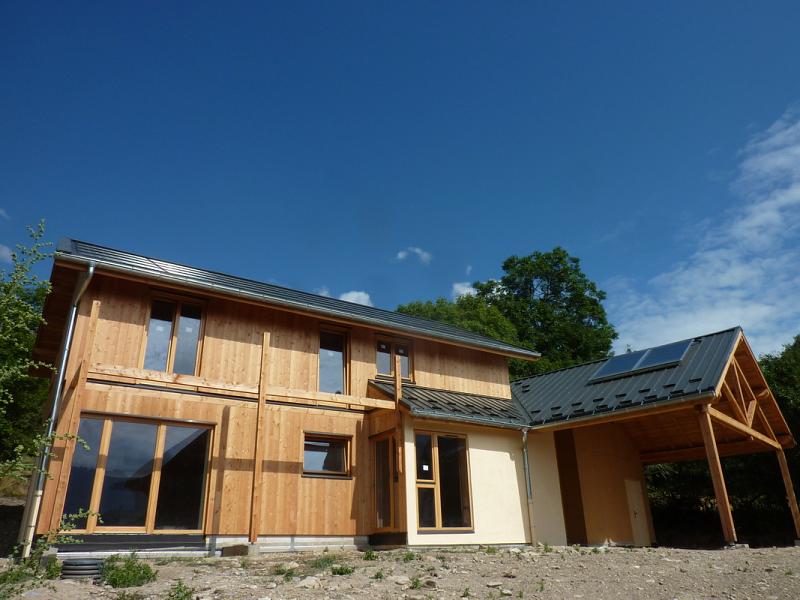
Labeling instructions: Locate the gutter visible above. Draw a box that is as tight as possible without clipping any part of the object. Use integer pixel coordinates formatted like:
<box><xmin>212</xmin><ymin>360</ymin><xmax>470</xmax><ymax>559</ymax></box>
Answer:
<box><xmin>53</xmin><ymin>251</ymin><xmax>539</xmax><ymax>361</ymax></box>
<box><xmin>19</xmin><ymin>263</ymin><xmax>95</xmax><ymax>558</ymax></box>
<box><xmin>521</xmin><ymin>428</ymin><xmax>537</xmax><ymax>545</ymax></box>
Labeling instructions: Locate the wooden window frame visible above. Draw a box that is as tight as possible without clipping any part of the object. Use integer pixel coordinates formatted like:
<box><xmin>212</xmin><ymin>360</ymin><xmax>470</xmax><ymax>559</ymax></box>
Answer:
<box><xmin>414</xmin><ymin>430</ymin><xmax>474</xmax><ymax>533</ymax></box>
<box><xmin>375</xmin><ymin>336</ymin><xmax>414</xmax><ymax>382</ymax></box>
<box><xmin>302</xmin><ymin>432</ymin><xmax>352</xmax><ymax>479</ymax></box>
<box><xmin>65</xmin><ymin>414</ymin><xmax>213</xmax><ymax>535</ymax></box>
<box><xmin>139</xmin><ymin>292</ymin><xmax>206</xmax><ymax>376</ymax></box>
<box><xmin>318</xmin><ymin>326</ymin><xmax>350</xmax><ymax>395</ymax></box>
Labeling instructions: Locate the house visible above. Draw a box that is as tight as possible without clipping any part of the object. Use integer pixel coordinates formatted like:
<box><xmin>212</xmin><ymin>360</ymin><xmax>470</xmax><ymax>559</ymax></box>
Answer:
<box><xmin>19</xmin><ymin>239</ymin><xmax>800</xmax><ymax>556</ymax></box>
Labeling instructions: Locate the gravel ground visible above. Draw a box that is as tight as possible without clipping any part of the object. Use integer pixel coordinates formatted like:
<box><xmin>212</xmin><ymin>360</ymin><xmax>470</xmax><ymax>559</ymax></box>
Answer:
<box><xmin>18</xmin><ymin>544</ymin><xmax>800</xmax><ymax>600</ymax></box>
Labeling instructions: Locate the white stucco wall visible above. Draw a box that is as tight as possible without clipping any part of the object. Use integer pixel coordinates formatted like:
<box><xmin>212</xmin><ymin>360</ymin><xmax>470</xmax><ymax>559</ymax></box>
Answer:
<box><xmin>404</xmin><ymin>418</ymin><xmax>530</xmax><ymax>546</ymax></box>
<box><xmin>527</xmin><ymin>431</ymin><xmax>568</xmax><ymax>545</ymax></box>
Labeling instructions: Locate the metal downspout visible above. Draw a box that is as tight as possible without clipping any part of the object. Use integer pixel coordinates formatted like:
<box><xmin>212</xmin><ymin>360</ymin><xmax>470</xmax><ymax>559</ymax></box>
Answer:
<box><xmin>521</xmin><ymin>428</ymin><xmax>538</xmax><ymax>545</ymax></box>
<box><xmin>19</xmin><ymin>263</ymin><xmax>95</xmax><ymax>558</ymax></box>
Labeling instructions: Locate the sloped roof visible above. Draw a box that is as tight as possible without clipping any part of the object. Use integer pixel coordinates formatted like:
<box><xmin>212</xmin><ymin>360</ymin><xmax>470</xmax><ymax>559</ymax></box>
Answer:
<box><xmin>53</xmin><ymin>239</ymin><xmax>538</xmax><ymax>360</ymax></box>
<box><xmin>511</xmin><ymin>328</ymin><xmax>740</xmax><ymax>427</ymax></box>
<box><xmin>369</xmin><ymin>380</ymin><xmax>528</xmax><ymax>429</ymax></box>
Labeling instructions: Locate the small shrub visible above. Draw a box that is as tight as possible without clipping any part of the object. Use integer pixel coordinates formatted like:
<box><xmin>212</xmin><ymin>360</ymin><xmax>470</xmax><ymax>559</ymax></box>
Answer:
<box><xmin>101</xmin><ymin>554</ymin><xmax>157</xmax><ymax>588</ymax></box>
<box><xmin>402</xmin><ymin>551</ymin><xmax>416</xmax><ymax>563</ymax></box>
<box><xmin>115</xmin><ymin>592</ymin><xmax>145</xmax><ymax>600</ymax></box>
<box><xmin>541</xmin><ymin>542</ymin><xmax>552</xmax><ymax>553</ymax></box>
<box><xmin>166</xmin><ymin>580</ymin><xmax>196</xmax><ymax>600</ymax></box>
<box><xmin>331</xmin><ymin>564</ymin><xmax>354</xmax><ymax>576</ymax></box>
<box><xmin>410</xmin><ymin>576</ymin><xmax>422</xmax><ymax>589</ymax></box>
<box><xmin>310</xmin><ymin>553</ymin><xmax>338</xmax><ymax>570</ymax></box>
<box><xmin>591</xmin><ymin>547</ymin><xmax>600</xmax><ymax>554</ymax></box>
<box><xmin>363</xmin><ymin>549</ymin><xmax>378</xmax><ymax>561</ymax></box>
<box><xmin>44</xmin><ymin>560</ymin><xmax>61</xmax><ymax>580</ymax></box>
<box><xmin>272</xmin><ymin>564</ymin><xmax>296</xmax><ymax>581</ymax></box>
<box><xmin>485</xmin><ymin>546</ymin><xmax>497</xmax><ymax>555</ymax></box>
<box><xmin>373</xmin><ymin>569</ymin><xmax>385</xmax><ymax>580</ymax></box>
<box><xmin>462</xmin><ymin>587</ymin><xmax>471</xmax><ymax>597</ymax></box>
<box><xmin>537</xmin><ymin>579</ymin><xmax>545</xmax><ymax>592</ymax></box>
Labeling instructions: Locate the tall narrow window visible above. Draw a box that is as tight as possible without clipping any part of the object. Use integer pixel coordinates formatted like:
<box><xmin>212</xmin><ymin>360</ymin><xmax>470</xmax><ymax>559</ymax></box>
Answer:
<box><xmin>319</xmin><ymin>331</ymin><xmax>346</xmax><ymax>394</ymax></box>
<box><xmin>143</xmin><ymin>298</ymin><xmax>203</xmax><ymax>375</ymax></box>
<box><xmin>155</xmin><ymin>426</ymin><xmax>210</xmax><ymax>530</ymax></box>
<box><xmin>376</xmin><ymin>340</ymin><xmax>413</xmax><ymax>379</ymax></box>
<box><xmin>414</xmin><ymin>432</ymin><xmax>472</xmax><ymax>530</ymax></box>
<box><xmin>62</xmin><ymin>417</ymin><xmax>104</xmax><ymax>529</ymax></box>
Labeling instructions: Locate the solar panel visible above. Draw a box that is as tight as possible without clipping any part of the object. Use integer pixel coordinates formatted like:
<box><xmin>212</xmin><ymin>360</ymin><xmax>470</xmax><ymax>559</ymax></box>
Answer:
<box><xmin>589</xmin><ymin>339</ymin><xmax>695</xmax><ymax>383</ymax></box>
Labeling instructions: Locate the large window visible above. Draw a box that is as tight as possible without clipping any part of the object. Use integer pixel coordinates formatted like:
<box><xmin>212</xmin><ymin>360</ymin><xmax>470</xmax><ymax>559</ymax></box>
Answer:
<box><xmin>303</xmin><ymin>434</ymin><xmax>350</xmax><ymax>477</ymax></box>
<box><xmin>376</xmin><ymin>340</ymin><xmax>411</xmax><ymax>379</ymax></box>
<box><xmin>62</xmin><ymin>416</ymin><xmax>211</xmax><ymax>533</ymax></box>
<box><xmin>414</xmin><ymin>432</ymin><xmax>472</xmax><ymax>530</ymax></box>
<box><xmin>143</xmin><ymin>298</ymin><xmax>203</xmax><ymax>375</ymax></box>
<box><xmin>319</xmin><ymin>330</ymin><xmax>347</xmax><ymax>394</ymax></box>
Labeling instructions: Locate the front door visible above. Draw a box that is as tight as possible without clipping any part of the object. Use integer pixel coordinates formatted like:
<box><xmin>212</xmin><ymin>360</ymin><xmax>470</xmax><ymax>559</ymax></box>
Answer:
<box><xmin>625</xmin><ymin>478</ymin><xmax>652</xmax><ymax>547</ymax></box>
<box><xmin>373</xmin><ymin>434</ymin><xmax>396</xmax><ymax>530</ymax></box>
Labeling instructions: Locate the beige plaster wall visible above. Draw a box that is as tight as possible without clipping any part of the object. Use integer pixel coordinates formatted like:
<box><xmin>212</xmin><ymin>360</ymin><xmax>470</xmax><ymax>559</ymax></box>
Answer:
<box><xmin>527</xmin><ymin>431</ymin><xmax>568</xmax><ymax>545</ymax></box>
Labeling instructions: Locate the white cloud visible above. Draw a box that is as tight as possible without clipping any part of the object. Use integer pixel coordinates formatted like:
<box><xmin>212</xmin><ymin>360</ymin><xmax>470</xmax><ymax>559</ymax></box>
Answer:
<box><xmin>609</xmin><ymin>106</ymin><xmax>800</xmax><ymax>357</ymax></box>
<box><xmin>315</xmin><ymin>286</ymin><xmax>331</xmax><ymax>297</ymax></box>
<box><xmin>466</xmin><ymin>264</ymin><xmax>473</xmax><ymax>276</ymax></box>
<box><xmin>339</xmin><ymin>290</ymin><xmax>373</xmax><ymax>306</ymax></box>
<box><xmin>0</xmin><ymin>244</ymin><xmax>11</xmax><ymax>263</ymax></box>
<box><xmin>451</xmin><ymin>282</ymin><xmax>476</xmax><ymax>299</ymax></box>
<box><xmin>396</xmin><ymin>246</ymin><xmax>432</xmax><ymax>265</ymax></box>
<box><xmin>0</xmin><ymin>209</ymin><xmax>9</xmax><ymax>220</ymax></box>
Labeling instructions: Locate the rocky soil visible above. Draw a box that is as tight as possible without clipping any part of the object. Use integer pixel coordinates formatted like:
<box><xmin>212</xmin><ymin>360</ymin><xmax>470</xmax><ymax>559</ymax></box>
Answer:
<box><xmin>18</xmin><ymin>544</ymin><xmax>800</xmax><ymax>599</ymax></box>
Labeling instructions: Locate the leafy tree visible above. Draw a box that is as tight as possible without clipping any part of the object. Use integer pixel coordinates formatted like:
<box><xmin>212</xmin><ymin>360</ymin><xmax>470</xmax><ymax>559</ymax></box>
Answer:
<box><xmin>474</xmin><ymin>247</ymin><xmax>617</xmax><ymax>377</ymax></box>
<box><xmin>0</xmin><ymin>222</ymin><xmax>53</xmax><ymax>462</ymax></box>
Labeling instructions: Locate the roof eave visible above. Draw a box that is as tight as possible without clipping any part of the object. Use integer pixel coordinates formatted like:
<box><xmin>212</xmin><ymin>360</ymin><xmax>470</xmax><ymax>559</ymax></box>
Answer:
<box><xmin>53</xmin><ymin>252</ymin><xmax>539</xmax><ymax>361</ymax></box>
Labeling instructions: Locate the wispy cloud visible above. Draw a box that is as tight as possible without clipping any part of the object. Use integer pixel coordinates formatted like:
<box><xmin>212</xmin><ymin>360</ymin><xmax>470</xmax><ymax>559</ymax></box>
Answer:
<box><xmin>315</xmin><ymin>286</ymin><xmax>331</xmax><ymax>297</ymax></box>
<box><xmin>451</xmin><ymin>282</ymin><xmax>476</xmax><ymax>299</ymax></box>
<box><xmin>465</xmin><ymin>264</ymin><xmax>473</xmax><ymax>276</ymax></box>
<box><xmin>610</xmin><ymin>106</ymin><xmax>800</xmax><ymax>356</ymax></box>
<box><xmin>396</xmin><ymin>246</ymin><xmax>432</xmax><ymax>265</ymax></box>
<box><xmin>339</xmin><ymin>290</ymin><xmax>373</xmax><ymax>306</ymax></box>
<box><xmin>0</xmin><ymin>244</ymin><xmax>12</xmax><ymax>263</ymax></box>
<box><xmin>0</xmin><ymin>209</ymin><xmax>9</xmax><ymax>221</ymax></box>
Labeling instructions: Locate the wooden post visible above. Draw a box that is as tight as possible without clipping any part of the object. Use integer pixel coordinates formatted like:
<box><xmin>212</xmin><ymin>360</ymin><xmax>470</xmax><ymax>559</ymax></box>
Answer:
<box><xmin>697</xmin><ymin>404</ymin><xmax>737</xmax><ymax>544</ymax></box>
<box><xmin>775</xmin><ymin>448</ymin><xmax>800</xmax><ymax>539</ymax></box>
<box><xmin>249</xmin><ymin>331</ymin><xmax>270</xmax><ymax>544</ymax></box>
<box><xmin>393</xmin><ymin>353</ymin><xmax>405</xmax><ymax>530</ymax></box>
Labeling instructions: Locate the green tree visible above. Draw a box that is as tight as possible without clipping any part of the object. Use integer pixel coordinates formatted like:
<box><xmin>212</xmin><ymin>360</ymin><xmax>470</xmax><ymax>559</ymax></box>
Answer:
<box><xmin>474</xmin><ymin>247</ymin><xmax>617</xmax><ymax>377</ymax></box>
<box><xmin>0</xmin><ymin>222</ymin><xmax>53</xmax><ymax>462</ymax></box>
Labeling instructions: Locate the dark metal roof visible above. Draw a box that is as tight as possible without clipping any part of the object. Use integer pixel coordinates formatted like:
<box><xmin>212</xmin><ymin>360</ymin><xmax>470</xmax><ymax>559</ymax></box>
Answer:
<box><xmin>511</xmin><ymin>328</ymin><xmax>741</xmax><ymax>427</ymax></box>
<box><xmin>54</xmin><ymin>238</ymin><xmax>538</xmax><ymax>360</ymax></box>
<box><xmin>369</xmin><ymin>380</ymin><xmax>529</xmax><ymax>429</ymax></box>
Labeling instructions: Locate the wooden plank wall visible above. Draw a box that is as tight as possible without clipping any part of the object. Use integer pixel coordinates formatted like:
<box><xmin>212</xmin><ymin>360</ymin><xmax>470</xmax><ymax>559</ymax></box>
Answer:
<box><xmin>38</xmin><ymin>273</ymin><xmax>512</xmax><ymax>537</ymax></box>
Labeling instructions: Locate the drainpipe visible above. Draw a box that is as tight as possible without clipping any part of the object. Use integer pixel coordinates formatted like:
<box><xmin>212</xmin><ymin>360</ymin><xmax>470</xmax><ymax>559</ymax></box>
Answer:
<box><xmin>521</xmin><ymin>428</ymin><xmax>538</xmax><ymax>545</ymax></box>
<box><xmin>19</xmin><ymin>263</ymin><xmax>95</xmax><ymax>558</ymax></box>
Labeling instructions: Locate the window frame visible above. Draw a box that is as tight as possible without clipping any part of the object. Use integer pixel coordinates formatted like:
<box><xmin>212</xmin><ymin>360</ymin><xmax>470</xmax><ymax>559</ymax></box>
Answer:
<box><xmin>139</xmin><ymin>292</ymin><xmax>206</xmax><ymax>376</ymax></box>
<box><xmin>317</xmin><ymin>326</ymin><xmax>350</xmax><ymax>395</ymax></box>
<box><xmin>375</xmin><ymin>336</ymin><xmax>414</xmax><ymax>382</ymax></box>
<box><xmin>414</xmin><ymin>430</ymin><xmax>474</xmax><ymax>532</ymax></box>
<box><xmin>302</xmin><ymin>432</ymin><xmax>352</xmax><ymax>479</ymax></box>
<box><xmin>61</xmin><ymin>414</ymin><xmax>213</xmax><ymax>535</ymax></box>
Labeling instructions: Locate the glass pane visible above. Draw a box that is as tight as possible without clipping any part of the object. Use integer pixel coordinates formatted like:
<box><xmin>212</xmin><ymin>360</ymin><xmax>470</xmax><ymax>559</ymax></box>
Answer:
<box><xmin>375</xmin><ymin>439</ymin><xmax>391</xmax><ymax>529</ymax></box>
<box><xmin>589</xmin><ymin>349</ymin><xmax>647</xmax><ymax>382</ymax></box>
<box><xmin>417</xmin><ymin>487</ymin><xmax>436</xmax><ymax>528</ymax></box>
<box><xmin>143</xmin><ymin>300</ymin><xmax>175</xmax><ymax>371</ymax></box>
<box><xmin>636</xmin><ymin>339</ymin><xmax>693</xmax><ymax>370</ymax></box>
<box><xmin>376</xmin><ymin>341</ymin><xmax>392</xmax><ymax>375</ymax></box>
<box><xmin>415</xmin><ymin>434</ymin><xmax>433</xmax><ymax>480</ymax></box>
<box><xmin>304</xmin><ymin>437</ymin><xmax>347</xmax><ymax>473</ymax></box>
<box><xmin>397</xmin><ymin>344</ymin><xmax>410</xmax><ymax>378</ymax></box>
<box><xmin>98</xmin><ymin>421</ymin><xmax>158</xmax><ymax>527</ymax></box>
<box><xmin>155</xmin><ymin>427</ymin><xmax>210</xmax><ymax>530</ymax></box>
<box><xmin>437</xmin><ymin>436</ymin><xmax>472</xmax><ymax>528</ymax></box>
<box><xmin>172</xmin><ymin>304</ymin><xmax>202</xmax><ymax>375</ymax></box>
<box><xmin>319</xmin><ymin>332</ymin><xmax>345</xmax><ymax>394</ymax></box>
<box><xmin>63</xmin><ymin>418</ymin><xmax>104</xmax><ymax>529</ymax></box>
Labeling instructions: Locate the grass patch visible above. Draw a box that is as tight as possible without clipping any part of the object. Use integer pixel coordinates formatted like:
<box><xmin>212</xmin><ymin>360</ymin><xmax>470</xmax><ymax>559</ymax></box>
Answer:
<box><xmin>462</xmin><ymin>587</ymin><xmax>471</xmax><ymax>597</ymax></box>
<box><xmin>331</xmin><ymin>564</ymin><xmax>354</xmax><ymax>576</ymax></box>
<box><xmin>101</xmin><ymin>554</ymin><xmax>157</xmax><ymax>588</ymax></box>
<box><xmin>166</xmin><ymin>580</ymin><xmax>196</xmax><ymax>600</ymax></box>
<box><xmin>402</xmin><ymin>551</ymin><xmax>416</xmax><ymax>563</ymax></box>
<box><xmin>115</xmin><ymin>592</ymin><xmax>145</xmax><ymax>600</ymax></box>
<box><xmin>373</xmin><ymin>569</ymin><xmax>385</xmax><ymax>580</ymax></box>
<box><xmin>363</xmin><ymin>549</ymin><xmax>378</xmax><ymax>561</ymax></box>
<box><xmin>272</xmin><ymin>564</ymin><xmax>296</xmax><ymax>582</ymax></box>
<box><xmin>410</xmin><ymin>576</ymin><xmax>422</xmax><ymax>589</ymax></box>
<box><xmin>309</xmin><ymin>553</ymin><xmax>339</xmax><ymax>570</ymax></box>
<box><xmin>485</xmin><ymin>546</ymin><xmax>497</xmax><ymax>555</ymax></box>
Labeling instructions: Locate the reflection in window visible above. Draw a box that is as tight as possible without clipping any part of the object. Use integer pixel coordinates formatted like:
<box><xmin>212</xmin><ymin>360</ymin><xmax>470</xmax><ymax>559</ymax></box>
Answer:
<box><xmin>376</xmin><ymin>341</ymin><xmax>392</xmax><ymax>375</ymax></box>
<box><xmin>172</xmin><ymin>304</ymin><xmax>202</xmax><ymax>375</ymax></box>
<box><xmin>319</xmin><ymin>331</ymin><xmax>346</xmax><ymax>394</ymax></box>
<box><xmin>376</xmin><ymin>340</ymin><xmax>412</xmax><ymax>379</ymax></box>
<box><xmin>438</xmin><ymin>436</ymin><xmax>472</xmax><ymax>528</ymax></box>
<box><xmin>143</xmin><ymin>300</ymin><xmax>175</xmax><ymax>371</ymax></box>
<box><xmin>303</xmin><ymin>436</ymin><xmax>348</xmax><ymax>475</ymax></box>
<box><xmin>143</xmin><ymin>299</ymin><xmax>202</xmax><ymax>375</ymax></box>
<box><xmin>155</xmin><ymin>426</ymin><xmax>210</xmax><ymax>530</ymax></box>
<box><xmin>98</xmin><ymin>421</ymin><xmax>158</xmax><ymax>527</ymax></box>
<box><xmin>62</xmin><ymin>418</ymin><xmax>104</xmax><ymax>529</ymax></box>
<box><xmin>417</xmin><ymin>487</ymin><xmax>436</xmax><ymax>528</ymax></box>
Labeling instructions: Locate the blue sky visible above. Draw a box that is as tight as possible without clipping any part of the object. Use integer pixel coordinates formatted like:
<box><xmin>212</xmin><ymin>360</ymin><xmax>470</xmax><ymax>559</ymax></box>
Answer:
<box><xmin>3</xmin><ymin>2</ymin><xmax>800</xmax><ymax>356</ymax></box>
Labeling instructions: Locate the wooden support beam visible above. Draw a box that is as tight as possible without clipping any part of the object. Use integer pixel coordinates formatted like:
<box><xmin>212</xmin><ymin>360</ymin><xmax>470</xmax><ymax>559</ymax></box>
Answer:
<box><xmin>697</xmin><ymin>404</ymin><xmax>737</xmax><ymax>544</ymax></box>
<box><xmin>775</xmin><ymin>448</ymin><xmax>800</xmax><ymax>539</ymax></box>
<box><xmin>393</xmin><ymin>353</ymin><xmax>405</xmax><ymax>530</ymax></box>
<box><xmin>249</xmin><ymin>331</ymin><xmax>270</xmax><ymax>544</ymax></box>
<box><xmin>721</xmin><ymin>381</ymin><xmax>748</xmax><ymax>426</ymax></box>
<box><xmin>641</xmin><ymin>440</ymin><xmax>772</xmax><ymax>464</ymax></box>
<box><xmin>707</xmin><ymin>406</ymin><xmax>781</xmax><ymax>450</ymax></box>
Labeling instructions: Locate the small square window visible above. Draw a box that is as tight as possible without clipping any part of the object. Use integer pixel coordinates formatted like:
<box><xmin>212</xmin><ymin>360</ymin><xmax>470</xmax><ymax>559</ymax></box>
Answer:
<box><xmin>303</xmin><ymin>435</ymin><xmax>350</xmax><ymax>476</ymax></box>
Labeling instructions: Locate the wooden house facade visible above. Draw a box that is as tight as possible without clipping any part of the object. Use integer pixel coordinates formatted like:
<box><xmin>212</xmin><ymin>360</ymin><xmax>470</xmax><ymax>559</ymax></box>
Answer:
<box><xmin>20</xmin><ymin>239</ymin><xmax>800</xmax><ymax>555</ymax></box>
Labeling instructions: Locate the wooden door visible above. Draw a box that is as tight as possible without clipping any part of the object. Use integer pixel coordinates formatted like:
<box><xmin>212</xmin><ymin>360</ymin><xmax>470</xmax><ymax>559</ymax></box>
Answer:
<box><xmin>374</xmin><ymin>435</ymin><xmax>394</xmax><ymax>531</ymax></box>
<box><xmin>625</xmin><ymin>478</ymin><xmax>651</xmax><ymax>547</ymax></box>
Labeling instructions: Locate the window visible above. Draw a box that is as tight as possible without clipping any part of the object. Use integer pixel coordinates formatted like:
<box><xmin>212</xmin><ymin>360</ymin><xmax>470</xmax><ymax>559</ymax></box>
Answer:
<box><xmin>414</xmin><ymin>432</ymin><xmax>472</xmax><ymax>530</ymax></box>
<box><xmin>62</xmin><ymin>416</ymin><xmax>211</xmax><ymax>533</ymax></box>
<box><xmin>143</xmin><ymin>298</ymin><xmax>203</xmax><ymax>375</ymax></box>
<box><xmin>303</xmin><ymin>434</ymin><xmax>350</xmax><ymax>476</ymax></box>
<box><xmin>319</xmin><ymin>330</ymin><xmax>347</xmax><ymax>394</ymax></box>
<box><xmin>376</xmin><ymin>340</ymin><xmax>411</xmax><ymax>379</ymax></box>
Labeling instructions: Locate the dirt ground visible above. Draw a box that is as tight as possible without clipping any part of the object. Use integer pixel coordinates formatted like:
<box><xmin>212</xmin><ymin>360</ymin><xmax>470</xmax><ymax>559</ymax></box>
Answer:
<box><xmin>18</xmin><ymin>544</ymin><xmax>800</xmax><ymax>600</ymax></box>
